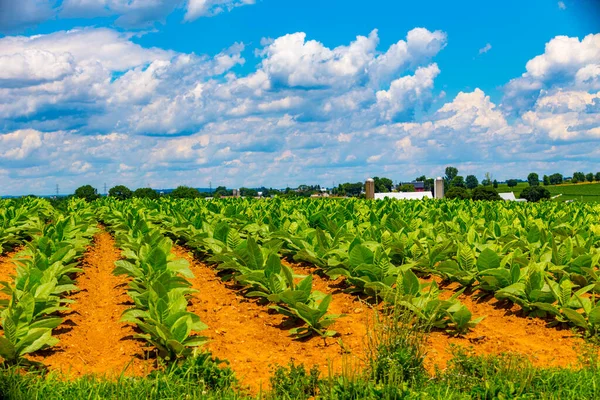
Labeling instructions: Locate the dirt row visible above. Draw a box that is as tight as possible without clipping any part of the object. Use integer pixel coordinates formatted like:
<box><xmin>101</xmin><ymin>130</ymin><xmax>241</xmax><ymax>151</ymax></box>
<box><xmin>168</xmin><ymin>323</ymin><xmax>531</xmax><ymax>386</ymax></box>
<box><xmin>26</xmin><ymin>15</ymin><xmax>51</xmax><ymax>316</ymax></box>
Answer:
<box><xmin>0</xmin><ymin>231</ymin><xmax>590</xmax><ymax>392</ymax></box>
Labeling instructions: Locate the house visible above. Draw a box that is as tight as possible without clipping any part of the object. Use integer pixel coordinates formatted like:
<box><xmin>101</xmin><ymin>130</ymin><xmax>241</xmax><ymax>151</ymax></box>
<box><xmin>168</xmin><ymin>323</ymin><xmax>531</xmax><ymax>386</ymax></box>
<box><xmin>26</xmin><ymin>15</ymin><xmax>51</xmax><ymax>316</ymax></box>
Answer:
<box><xmin>398</xmin><ymin>181</ymin><xmax>425</xmax><ymax>192</ymax></box>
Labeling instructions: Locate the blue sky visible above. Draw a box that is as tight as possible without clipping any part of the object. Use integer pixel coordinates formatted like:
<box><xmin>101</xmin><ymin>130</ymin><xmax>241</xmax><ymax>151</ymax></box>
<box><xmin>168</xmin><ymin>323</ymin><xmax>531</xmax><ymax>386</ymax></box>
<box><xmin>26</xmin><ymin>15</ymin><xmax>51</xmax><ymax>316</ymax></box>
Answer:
<box><xmin>0</xmin><ymin>0</ymin><xmax>599</xmax><ymax>195</ymax></box>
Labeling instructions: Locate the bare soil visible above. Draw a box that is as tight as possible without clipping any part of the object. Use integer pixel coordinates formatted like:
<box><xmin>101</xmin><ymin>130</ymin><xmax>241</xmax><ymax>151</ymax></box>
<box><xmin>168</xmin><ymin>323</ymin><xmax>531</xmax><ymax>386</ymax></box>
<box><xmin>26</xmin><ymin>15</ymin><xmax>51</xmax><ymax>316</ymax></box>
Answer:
<box><xmin>175</xmin><ymin>247</ymin><xmax>371</xmax><ymax>393</ymax></box>
<box><xmin>30</xmin><ymin>230</ymin><xmax>151</xmax><ymax>377</ymax></box>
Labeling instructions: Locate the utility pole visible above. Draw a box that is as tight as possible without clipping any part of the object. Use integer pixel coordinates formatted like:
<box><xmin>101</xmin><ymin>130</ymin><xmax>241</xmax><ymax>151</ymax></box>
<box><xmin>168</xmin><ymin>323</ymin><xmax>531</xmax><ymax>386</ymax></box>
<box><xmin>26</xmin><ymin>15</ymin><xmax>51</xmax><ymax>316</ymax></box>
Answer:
<box><xmin>104</xmin><ymin>183</ymin><xmax>107</xmax><ymax>196</ymax></box>
<box><xmin>209</xmin><ymin>181</ymin><xmax>212</xmax><ymax>195</ymax></box>
<box><xmin>55</xmin><ymin>184</ymin><xmax>59</xmax><ymax>198</ymax></box>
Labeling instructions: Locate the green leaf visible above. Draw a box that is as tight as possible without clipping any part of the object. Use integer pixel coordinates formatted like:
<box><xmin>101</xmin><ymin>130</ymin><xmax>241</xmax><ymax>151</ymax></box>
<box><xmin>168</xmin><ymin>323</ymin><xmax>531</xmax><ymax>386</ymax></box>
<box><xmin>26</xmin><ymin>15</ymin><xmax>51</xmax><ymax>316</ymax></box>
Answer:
<box><xmin>477</xmin><ymin>248</ymin><xmax>500</xmax><ymax>271</ymax></box>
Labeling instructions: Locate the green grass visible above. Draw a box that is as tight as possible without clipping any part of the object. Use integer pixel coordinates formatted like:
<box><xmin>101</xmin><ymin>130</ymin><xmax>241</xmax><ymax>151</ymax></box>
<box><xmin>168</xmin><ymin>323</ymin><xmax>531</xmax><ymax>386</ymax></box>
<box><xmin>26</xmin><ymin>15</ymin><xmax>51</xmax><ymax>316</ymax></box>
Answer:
<box><xmin>2</xmin><ymin>314</ymin><xmax>599</xmax><ymax>399</ymax></box>
<box><xmin>495</xmin><ymin>182</ymin><xmax>600</xmax><ymax>202</ymax></box>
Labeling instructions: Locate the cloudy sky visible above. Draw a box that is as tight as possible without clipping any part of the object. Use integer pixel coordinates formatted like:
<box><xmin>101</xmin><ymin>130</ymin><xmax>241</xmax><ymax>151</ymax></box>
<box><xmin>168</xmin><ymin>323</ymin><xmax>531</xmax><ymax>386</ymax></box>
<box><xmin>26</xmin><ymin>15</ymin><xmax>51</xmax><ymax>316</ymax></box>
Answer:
<box><xmin>0</xmin><ymin>0</ymin><xmax>599</xmax><ymax>195</ymax></box>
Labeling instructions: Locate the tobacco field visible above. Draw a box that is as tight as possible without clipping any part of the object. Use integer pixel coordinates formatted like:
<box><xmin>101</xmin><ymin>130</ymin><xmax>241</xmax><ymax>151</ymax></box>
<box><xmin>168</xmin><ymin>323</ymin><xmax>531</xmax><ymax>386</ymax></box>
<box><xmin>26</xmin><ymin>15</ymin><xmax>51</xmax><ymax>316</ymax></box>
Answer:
<box><xmin>1</xmin><ymin>196</ymin><xmax>600</xmax><ymax>399</ymax></box>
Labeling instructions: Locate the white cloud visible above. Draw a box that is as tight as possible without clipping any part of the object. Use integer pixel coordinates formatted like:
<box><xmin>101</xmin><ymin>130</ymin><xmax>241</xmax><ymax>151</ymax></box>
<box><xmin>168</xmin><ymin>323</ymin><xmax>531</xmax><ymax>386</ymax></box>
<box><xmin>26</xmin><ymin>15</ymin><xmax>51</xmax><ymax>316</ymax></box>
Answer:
<box><xmin>0</xmin><ymin>0</ymin><xmax>56</xmax><ymax>33</ymax></box>
<box><xmin>375</xmin><ymin>63</ymin><xmax>440</xmax><ymax>121</ymax></box>
<box><xmin>558</xmin><ymin>1</ymin><xmax>566</xmax><ymax>10</ymax></box>
<box><xmin>504</xmin><ymin>33</ymin><xmax>600</xmax><ymax>112</ymax></box>
<box><xmin>185</xmin><ymin>0</ymin><xmax>255</xmax><ymax>20</ymax></box>
<box><xmin>478</xmin><ymin>43</ymin><xmax>492</xmax><ymax>55</ymax></box>
<box><xmin>0</xmin><ymin>129</ymin><xmax>43</xmax><ymax>160</ymax></box>
<box><xmin>2</xmin><ymin>28</ymin><xmax>600</xmax><ymax>195</ymax></box>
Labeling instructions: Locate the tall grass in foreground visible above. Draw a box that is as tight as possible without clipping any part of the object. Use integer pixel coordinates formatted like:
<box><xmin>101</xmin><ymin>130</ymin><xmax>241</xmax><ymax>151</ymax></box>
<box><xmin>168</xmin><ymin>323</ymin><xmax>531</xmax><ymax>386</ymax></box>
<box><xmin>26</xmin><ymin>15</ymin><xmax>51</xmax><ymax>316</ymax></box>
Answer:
<box><xmin>1</xmin><ymin>310</ymin><xmax>600</xmax><ymax>399</ymax></box>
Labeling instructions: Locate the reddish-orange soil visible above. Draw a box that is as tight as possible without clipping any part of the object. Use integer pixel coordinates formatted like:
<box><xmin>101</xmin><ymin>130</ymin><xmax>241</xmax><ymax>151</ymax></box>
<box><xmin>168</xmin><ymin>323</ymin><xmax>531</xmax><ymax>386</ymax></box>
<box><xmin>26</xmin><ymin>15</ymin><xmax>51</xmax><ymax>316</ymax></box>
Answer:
<box><xmin>0</xmin><ymin>248</ymin><xmax>20</xmax><ymax>302</ymax></box>
<box><xmin>174</xmin><ymin>247</ymin><xmax>371</xmax><ymax>393</ymax></box>
<box><xmin>31</xmin><ymin>230</ymin><xmax>151</xmax><ymax>377</ymax></box>
<box><xmin>425</xmin><ymin>280</ymin><xmax>585</xmax><ymax>372</ymax></box>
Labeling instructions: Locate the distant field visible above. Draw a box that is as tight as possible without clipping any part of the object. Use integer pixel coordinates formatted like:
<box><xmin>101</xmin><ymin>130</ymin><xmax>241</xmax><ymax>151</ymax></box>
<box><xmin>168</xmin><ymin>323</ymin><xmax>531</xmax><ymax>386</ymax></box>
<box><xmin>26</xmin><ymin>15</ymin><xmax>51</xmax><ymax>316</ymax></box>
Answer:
<box><xmin>496</xmin><ymin>181</ymin><xmax>600</xmax><ymax>202</ymax></box>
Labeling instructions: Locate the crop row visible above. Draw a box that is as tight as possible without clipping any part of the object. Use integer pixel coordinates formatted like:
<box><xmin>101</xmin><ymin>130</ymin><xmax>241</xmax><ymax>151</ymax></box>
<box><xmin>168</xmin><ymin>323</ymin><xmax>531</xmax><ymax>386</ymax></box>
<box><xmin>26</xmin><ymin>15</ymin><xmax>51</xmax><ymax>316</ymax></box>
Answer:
<box><xmin>100</xmin><ymin>205</ymin><xmax>209</xmax><ymax>361</ymax></box>
<box><xmin>0</xmin><ymin>199</ymin><xmax>97</xmax><ymax>364</ymax></box>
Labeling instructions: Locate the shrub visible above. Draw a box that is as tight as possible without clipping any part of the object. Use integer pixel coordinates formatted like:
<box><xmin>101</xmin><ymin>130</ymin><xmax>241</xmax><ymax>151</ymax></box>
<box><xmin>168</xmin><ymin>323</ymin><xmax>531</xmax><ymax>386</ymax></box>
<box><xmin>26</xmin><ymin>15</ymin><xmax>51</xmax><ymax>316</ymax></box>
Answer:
<box><xmin>471</xmin><ymin>186</ymin><xmax>501</xmax><ymax>201</ymax></box>
<box><xmin>506</xmin><ymin>179</ymin><xmax>518</xmax><ymax>188</ymax></box>
<box><xmin>520</xmin><ymin>186</ymin><xmax>551</xmax><ymax>202</ymax></box>
<box><xmin>270</xmin><ymin>362</ymin><xmax>320</xmax><ymax>400</ymax></box>
<box><xmin>445</xmin><ymin>187</ymin><xmax>470</xmax><ymax>200</ymax></box>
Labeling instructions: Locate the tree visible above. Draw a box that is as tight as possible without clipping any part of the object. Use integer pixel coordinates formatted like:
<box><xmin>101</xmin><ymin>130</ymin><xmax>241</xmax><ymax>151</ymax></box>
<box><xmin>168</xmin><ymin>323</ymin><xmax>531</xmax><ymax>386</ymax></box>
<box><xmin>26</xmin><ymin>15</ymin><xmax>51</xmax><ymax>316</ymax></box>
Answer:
<box><xmin>108</xmin><ymin>185</ymin><xmax>132</xmax><ymax>200</ymax></box>
<box><xmin>74</xmin><ymin>185</ymin><xmax>100</xmax><ymax>202</ymax></box>
<box><xmin>549</xmin><ymin>173</ymin><xmax>563</xmax><ymax>185</ymax></box>
<box><xmin>493</xmin><ymin>180</ymin><xmax>498</xmax><ymax>188</ymax></box>
<box><xmin>465</xmin><ymin>175</ymin><xmax>479</xmax><ymax>189</ymax></box>
<box><xmin>133</xmin><ymin>188</ymin><xmax>159</xmax><ymax>199</ymax></box>
<box><xmin>543</xmin><ymin>175</ymin><xmax>550</xmax><ymax>186</ymax></box>
<box><xmin>170</xmin><ymin>186</ymin><xmax>201</xmax><ymax>199</ymax></box>
<box><xmin>398</xmin><ymin>184</ymin><xmax>415</xmax><ymax>192</ymax></box>
<box><xmin>450</xmin><ymin>175</ymin><xmax>466</xmax><ymax>188</ymax></box>
<box><xmin>527</xmin><ymin>173</ymin><xmax>539</xmax><ymax>187</ymax></box>
<box><xmin>213</xmin><ymin>186</ymin><xmax>231</xmax><ymax>197</ymax></box>
<box><xmin>506</xmin><ymin>179</ymin><xmax>518</xmax><ymax>188</ymax></box>
<box><xmin>373</xmin><ymin>177</ymin><xmax>393</xmax><ymax>193</ymax></box>
<box><xmin>573</xmin><ymin>172</ymin><xmax>586</xmax><ymax>183</ymax></box>
<box><xmin>445</xmin><ymin>187</ymin><xmax>470</xmax><ymax>200</ymax></box>
<box><xmin>586</xmin><ymin>173</ymin><xmax>594</xmax><ymax>183</ymax></box>
<box><xmin>416</xmin><ymin>175</ymin><xmax>434</xmax><ymax>192</ymax></box>
<box><xmin>338</xmin><ymin>182</ymin><xmax>363</xmax><ymax>197</ymax></box>
<box><xmin>471</xmin><ymin>186</ymin><xmax>501</xmax><ymax>201</ymax></box>
<box><xmin>240</xmin><ymin>187</ymin><xmax>258</xmax><ymax>197</ymax></box>
<box><xmin>482</xmin><ymin>172</ymin><xmax>493</xmax><ymax>186</ymax></box>
<box><xmin>596</xmin><ymin>172</ymin><xmax>600</xmax><ymax>182</ymax></box>
<box><xmin>445</xmin><ymin>166</ymin><xmax>458</xmax><ymax>183</ymax></box>
<box><xmin>520</xmin><ymin>186</ymin><xmax>551</xmax><ymax>202</ymax></box>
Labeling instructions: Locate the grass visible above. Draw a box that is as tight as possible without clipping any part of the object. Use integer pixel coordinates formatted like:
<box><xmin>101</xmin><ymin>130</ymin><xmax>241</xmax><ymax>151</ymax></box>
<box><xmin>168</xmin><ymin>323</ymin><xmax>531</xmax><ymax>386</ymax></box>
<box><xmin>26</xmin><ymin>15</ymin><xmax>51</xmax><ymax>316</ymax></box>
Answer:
<box><xmin>495</xmin><ymin>182</ymin><xmax>600</xmax><ymax>202</ymax></box>
<box><xmin>2</xmin><ymin>314</ymin><xmax>600</xmax><ymax>399</ymax></box>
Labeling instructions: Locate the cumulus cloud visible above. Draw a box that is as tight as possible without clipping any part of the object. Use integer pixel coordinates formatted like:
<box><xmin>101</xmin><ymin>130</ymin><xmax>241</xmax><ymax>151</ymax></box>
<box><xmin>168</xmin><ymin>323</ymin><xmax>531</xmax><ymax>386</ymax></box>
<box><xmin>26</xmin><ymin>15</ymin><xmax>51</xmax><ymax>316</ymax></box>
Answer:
<box><xmin>1</xmin><ymin>27</ymin><xmax>600</xmax><ymax>195</ymax></box>
<box><xmin>185</xmin><ymin>0</ymin><xmax>255</xmax><ymax>20</ymax></box>
<box><xmin>0</xmin><ymin>0</ymin><xmax>57</xmax><ymax>33</ymax></box>
<box><xmin>503</xmin><ymin>33</ymin><xmax>600</xmax><ymax>113</ymax></box>
<box><xmin>0</xmin><ymin>0</ymin><xmax>255</xmax><ymax>32</ymax></box>
<box><xmin>376</xmin><ymin>64</ymin><xmax>441</xmax><ymax>121</ymax></box>
<box><xmin>558</xmin><ymin>1</ymin><xmax>566</xmax><ymax>10</ymax></box>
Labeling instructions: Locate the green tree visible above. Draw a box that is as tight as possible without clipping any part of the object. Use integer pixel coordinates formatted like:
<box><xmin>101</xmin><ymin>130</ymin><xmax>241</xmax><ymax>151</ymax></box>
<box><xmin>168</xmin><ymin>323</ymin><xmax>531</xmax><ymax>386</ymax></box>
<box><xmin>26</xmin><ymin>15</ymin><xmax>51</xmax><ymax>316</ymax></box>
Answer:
<box><xmin>527</xmin><ymin>173</ymin><xmax>539</xmax><ymax>187</ymax></box>
<box><xmin>586</xmin><ymin>173</ymin><xmax>594</xmax><ymax>182</ymax></box>
<box><xmin>506</xmin><ymin>179</ymin><xmax>518</xmax><ymax>188</ymax></box>
<box><xmin>573</xmin><ymin>172</ymin><xmax>586</xmax><ymax>183</ymax></box>
<box><xmin>170</xmin><ymin>186</ymin><xmax>201</xmax><ymax>199</ymax></box>
<box><xmin>445</xmin><ymin>166</ymin><xmax>458</xmax><ymax>183</ymax></box>
<box><xmin>214</xmin><ymin>186</ymin><xmax>232</xmax><ymax>197</ymax></box>
<box><xmin>74</xmin><ymin>185</ymin><xmax>100</xmax><ymax>202</ymax></box>
<box><xmin>373</xmin><ymin>177</ymin><xmax>393</xmax><ymax>193</ymax></box>
<box><xmin>450</xmin><ymin>176</ymin><xmax>466</xmax><ymax>188</ymax></box>
<box><xmin>240</xmin><ymin>187</ymin><xmax>258</xmax><ymax>197</ymax></box>
<box><xmin>481</xmin><ymin>172</ymin><xmax>493</xmax><ymax>186</ymax></box>
<box><xmin>493</xmin><ymin>179</ymin><xmax>498</xmax><ymax>188</ymax></box>
<box><xmin>133</xmin><ymin>188</ymin><xmax>159</xmax><ymax>199</ymax></box>
<box><xmin>472</xmin><ymin>186</ymin><xmax>501</xmax><ymax>201</ymax></box>
<box><xmin>549</xmin><ymin>173</ymin><xmax>563</xmax><ymax>185</ymax></box>
<box><xmin>465</xmin><ymin>175</ymin><xmax>478</xmax><ymax>189</ymax></box>
<box><xmin>108</xmin><ymin>185</ymin><xmax>132</xmax><ymax>200</ymax></box>
<box><xmin>445</xmin><ymin>187</ymin><xmax>470</xmax><ymax>200</ymax></box>
<box><xmin>543</xmin><ymin>175</ymin><xmax>550</xmax><ymax>186</ymax></box>
<box><xmin>398</xmin><ymin>184</ymin><xmax>415</xmax><ymax>192</ymax></box>
<box><xmin>596</xmin><ymin>172</ymin><xmax>600</xmax><ymax>182</ymax></box>
<box><xmin>520</xmin><ymin>186</ymin><xmax>551</xmax><ymax>202</ymax></box>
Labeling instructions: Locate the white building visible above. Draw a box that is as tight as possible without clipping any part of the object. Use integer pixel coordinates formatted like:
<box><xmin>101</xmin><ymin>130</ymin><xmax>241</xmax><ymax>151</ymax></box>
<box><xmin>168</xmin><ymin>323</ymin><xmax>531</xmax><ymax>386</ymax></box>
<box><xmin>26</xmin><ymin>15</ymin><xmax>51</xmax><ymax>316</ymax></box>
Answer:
<box><xmin>374</xmin><ymin>191</ymin><xmax>433</xmax><ymax>200</ymax></box>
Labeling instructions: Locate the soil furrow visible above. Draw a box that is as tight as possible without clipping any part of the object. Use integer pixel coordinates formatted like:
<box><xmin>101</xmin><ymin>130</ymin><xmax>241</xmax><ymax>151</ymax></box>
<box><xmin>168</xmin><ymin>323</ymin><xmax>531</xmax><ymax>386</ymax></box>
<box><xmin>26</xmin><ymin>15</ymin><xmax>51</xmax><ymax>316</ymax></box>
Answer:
<box><xmin>0</xmin><ymin>248</ymin><xmax>21</xmax><ymax>302</ymax></box>
<box><xmin>32</xmin><ymin>229</ymin><xmax>150</xmax><ymax>377</ymax></box>
<box><xmin>174</xmin><ymin>247</ymin><xmax>369</xmax><ymax>393</ymax></box>
<box><xmin>283</xmin><ymin>263</ymin><xmax>585</xmax><ymax>371</ymax></box>
<box><xmin>426</xmin><ymin>280</ymin><xmax>585</xmax><ymax>371</ymax></box>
